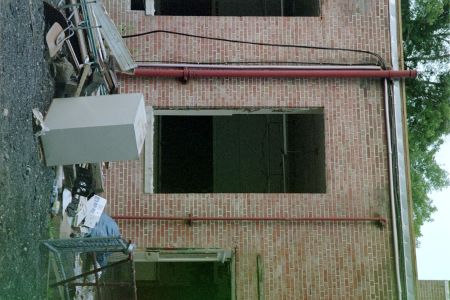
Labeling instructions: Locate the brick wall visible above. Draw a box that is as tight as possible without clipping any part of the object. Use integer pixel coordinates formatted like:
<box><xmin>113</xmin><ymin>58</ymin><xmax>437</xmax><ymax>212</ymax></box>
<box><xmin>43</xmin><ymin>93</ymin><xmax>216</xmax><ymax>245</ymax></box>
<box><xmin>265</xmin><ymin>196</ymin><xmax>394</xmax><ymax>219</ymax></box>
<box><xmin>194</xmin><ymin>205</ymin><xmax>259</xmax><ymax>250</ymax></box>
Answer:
<box><xmin>101</xmin><ymin>0</ymin><xmax>398</xmax><ymax>298</ymax></box>
<box><xmin>418</xmin><ymin>280</ymin><xmax>448</xmax><ymax>300</ymax></box>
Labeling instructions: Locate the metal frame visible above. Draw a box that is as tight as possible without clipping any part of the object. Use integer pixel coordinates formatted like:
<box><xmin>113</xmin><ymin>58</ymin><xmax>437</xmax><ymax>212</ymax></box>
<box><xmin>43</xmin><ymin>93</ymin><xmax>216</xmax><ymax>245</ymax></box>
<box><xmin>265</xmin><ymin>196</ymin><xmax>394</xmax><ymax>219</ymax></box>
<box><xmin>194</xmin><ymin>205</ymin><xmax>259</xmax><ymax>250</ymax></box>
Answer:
<box><xmin>42</xmin><ymin>237</ymin><xmax>136</xmax><ymax>300</ymax></box>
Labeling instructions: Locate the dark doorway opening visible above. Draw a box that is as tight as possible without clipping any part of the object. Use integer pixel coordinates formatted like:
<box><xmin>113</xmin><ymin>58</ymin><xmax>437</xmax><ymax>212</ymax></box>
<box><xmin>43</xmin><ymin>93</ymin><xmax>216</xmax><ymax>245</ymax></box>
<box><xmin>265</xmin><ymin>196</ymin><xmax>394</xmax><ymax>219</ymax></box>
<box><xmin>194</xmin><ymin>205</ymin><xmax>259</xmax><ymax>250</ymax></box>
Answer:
<box><xmin>136</xmin><ymin>261</ymin><xmax>232</xmax><ymax>300</ymax></box>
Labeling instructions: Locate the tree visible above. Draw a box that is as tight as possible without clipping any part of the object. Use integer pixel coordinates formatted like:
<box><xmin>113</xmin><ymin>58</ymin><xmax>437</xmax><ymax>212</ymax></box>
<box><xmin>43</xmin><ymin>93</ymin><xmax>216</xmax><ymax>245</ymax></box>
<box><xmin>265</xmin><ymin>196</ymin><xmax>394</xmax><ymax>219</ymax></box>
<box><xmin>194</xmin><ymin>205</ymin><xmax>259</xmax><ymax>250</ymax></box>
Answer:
<box><xmin>402</xmin><ymin>0</ymin><xmax>450</xmax><ymax>66</ymax></box>
<box><xmin>401</xmin><ymin>0</ymin><xmax>450</xmax><ymax>238</ymax></box>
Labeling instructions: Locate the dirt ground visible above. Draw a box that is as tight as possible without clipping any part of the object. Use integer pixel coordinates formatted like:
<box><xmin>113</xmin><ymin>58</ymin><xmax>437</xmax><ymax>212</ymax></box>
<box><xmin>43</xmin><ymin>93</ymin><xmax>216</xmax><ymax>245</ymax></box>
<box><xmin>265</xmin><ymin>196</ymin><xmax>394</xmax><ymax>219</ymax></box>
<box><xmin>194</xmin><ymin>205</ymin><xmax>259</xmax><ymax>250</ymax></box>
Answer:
<box><xmin>0</xmin><ymin>1</ymin><xmax>56</xmax><ymax>298</ymax></box>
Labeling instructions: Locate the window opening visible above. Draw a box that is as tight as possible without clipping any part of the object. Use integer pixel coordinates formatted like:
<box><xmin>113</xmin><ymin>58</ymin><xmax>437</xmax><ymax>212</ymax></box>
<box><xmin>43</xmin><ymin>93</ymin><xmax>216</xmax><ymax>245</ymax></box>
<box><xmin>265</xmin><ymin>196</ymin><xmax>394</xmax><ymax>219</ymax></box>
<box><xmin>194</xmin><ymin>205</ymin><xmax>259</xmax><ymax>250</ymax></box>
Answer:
<box><xmin>153</xmin><ymin>0</ymin><xmax>320</xmax><ymax>16</ymax></box>
<box><xmin>151</xmin><ymin>109</ymin><xmax>325</xmax><ymax>193</ymax></box>
<box><xmin>131</xmin><ymin>0</ymin><xmax>146</xmax><ymax>10</ymax></box>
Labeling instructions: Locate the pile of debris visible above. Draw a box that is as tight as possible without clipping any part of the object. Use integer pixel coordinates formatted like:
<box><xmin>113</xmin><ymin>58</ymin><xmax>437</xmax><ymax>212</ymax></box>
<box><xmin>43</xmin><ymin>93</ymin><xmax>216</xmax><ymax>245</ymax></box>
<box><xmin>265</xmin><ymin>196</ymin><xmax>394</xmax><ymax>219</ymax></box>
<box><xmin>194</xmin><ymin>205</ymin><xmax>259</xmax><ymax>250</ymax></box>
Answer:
<box><xmin>39</xmin><ymin>1</ymin><xmax>142</xmax><ymax>298</ymax></box>
<box><xmin>40</xmin><ymin>0</ymin><xmax>145</xmax><ymax>225</ymax></box>
<box><xmin>62</xmin><ymin>164</ymin><xmax>110</xmax><ymax>236</ymax></box>
<box><xmin>41</xmin><ymin>0</ymin><xmax>144</xmax><ymax>225</ymax></box>
<box><xmin>44</xmin><ymin>0</ymin><xmax>136</xmax><ymax>98</ymax></box>
<box><xmin>39</xmin><ymin>0</ymin><xmax>147</xmax><ymax>225</ymax></box>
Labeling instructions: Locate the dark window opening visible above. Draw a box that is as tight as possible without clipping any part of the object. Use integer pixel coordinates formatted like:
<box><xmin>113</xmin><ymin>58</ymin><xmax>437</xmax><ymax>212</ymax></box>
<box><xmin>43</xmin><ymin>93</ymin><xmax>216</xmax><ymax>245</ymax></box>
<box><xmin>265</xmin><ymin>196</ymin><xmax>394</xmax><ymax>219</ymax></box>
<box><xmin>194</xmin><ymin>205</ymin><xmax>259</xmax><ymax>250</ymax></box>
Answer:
<box><xmin>156</xmin><ymin>116</ymin><xmax>213</xmax><ymax>193</ymax></box>
<box><xmin>131</xmin><ymin>0</ymin><xmax>145</xmax><ymax>10</ymax></box>
<box><xmin>154</xmin><ymin>112</ymin><xmax>325</xmax><ymax>193</ymax></box>
<box><xmin>154</xmin><ymin>0</ymin><xmax>320</xmax><ymax>16</ymax></box>
<box><xmin>157</xmin><ymin>0</ymin><xmax>212</xmax><ymax>16</ymax></box>
<box><xmin>136</xmin><ymin>261</ymin><xmax>232</xmax><ymax>300</ymax></box>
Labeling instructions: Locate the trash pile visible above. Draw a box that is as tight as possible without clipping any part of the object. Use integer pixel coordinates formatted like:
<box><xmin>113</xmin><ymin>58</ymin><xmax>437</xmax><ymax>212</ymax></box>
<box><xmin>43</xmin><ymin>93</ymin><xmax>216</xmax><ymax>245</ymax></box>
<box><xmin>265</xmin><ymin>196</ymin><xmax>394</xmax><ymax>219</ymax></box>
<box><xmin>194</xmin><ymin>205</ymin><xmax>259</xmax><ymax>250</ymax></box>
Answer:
<box><xmin>39</xmin><ymin>2</ymin><xmax>142</xmax><ymax>298</ymax></box>
<box><xmin>40</xmin><ymin>0</ymin><xmax>145</xmax><ymax>229</ymax></box>
<box><xmin>43</xmin><ymin>0</ymin><xmax>136</xmax><ymax>98</ymax></box>
<box><xmin>40</xmin><ymin>0</ymin><xmax>143</xmax><ymax>263</ymax></box>
<box><xmin>61</xmin><ymin>165</ymin><xmax>110</xmax><ymax>236</ymax></box>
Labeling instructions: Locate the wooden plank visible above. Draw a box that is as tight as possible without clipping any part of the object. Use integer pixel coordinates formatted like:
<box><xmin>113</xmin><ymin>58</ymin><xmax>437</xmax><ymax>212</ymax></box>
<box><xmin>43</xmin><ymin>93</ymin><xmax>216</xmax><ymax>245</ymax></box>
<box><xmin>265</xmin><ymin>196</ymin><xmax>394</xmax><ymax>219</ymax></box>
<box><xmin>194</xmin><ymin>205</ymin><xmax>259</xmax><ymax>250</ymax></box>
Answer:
<box><xmin>91</xmin><ymin>2</ymin><xmax>137</xmax><ymax>72</ymax></box>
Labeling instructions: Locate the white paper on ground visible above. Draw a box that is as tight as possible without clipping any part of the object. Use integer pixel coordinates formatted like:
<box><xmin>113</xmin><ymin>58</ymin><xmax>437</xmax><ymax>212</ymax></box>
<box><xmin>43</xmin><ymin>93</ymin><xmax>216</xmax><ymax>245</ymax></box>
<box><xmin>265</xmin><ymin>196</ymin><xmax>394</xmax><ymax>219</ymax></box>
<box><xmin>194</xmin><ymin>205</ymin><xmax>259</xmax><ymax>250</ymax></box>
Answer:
<box><xmin>62</xmin><ymin>189</ymin><xmax>72</xmax><ymax>212</ymax></box>
<box><xmin>84</xmin><ymin>195</ymin><xmax>107</xmax><ymax>228</ymax></box>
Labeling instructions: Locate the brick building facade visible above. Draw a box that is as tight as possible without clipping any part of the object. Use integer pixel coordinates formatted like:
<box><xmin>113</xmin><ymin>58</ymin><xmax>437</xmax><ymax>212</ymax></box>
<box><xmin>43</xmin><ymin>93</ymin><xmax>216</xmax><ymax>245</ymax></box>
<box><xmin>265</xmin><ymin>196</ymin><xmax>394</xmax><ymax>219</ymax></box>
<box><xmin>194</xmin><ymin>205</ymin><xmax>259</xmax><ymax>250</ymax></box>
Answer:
<box><xmin>101</xmin><ymin>0</ymin><xmax>416</xmax><ymax>298</ymax></box>
<box><xmin>418</xmin><ymin>281</ymin><xmax>449</xmax><ymax>300</ymax></box>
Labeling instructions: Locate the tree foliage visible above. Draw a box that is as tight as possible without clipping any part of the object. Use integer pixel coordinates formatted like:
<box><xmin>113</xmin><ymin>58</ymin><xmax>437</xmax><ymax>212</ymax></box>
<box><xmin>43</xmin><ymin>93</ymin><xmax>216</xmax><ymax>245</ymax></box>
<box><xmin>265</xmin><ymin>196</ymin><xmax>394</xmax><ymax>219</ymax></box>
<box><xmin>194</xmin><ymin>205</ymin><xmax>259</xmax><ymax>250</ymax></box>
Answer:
<box><xmin>403</xmin><ymin>0</ymin><xmax>450</xmax><ymax>65</ymax></box>
<box><xmin>401</xmin><ymin>0</ymin><xmax>450</xmax><ymax>238</ymax></box>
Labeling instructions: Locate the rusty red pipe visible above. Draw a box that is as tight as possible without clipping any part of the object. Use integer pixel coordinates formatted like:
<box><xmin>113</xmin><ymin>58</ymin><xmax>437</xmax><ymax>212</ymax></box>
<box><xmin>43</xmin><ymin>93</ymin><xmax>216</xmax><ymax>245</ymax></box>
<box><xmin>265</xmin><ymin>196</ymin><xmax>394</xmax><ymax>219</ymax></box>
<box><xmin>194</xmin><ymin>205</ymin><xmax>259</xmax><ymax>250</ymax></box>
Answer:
<box><xmin>129</xmin><ymin>67</ymin><xmax>417</xmax><ymax>79</ymax></box>
<box><xmin>112</xmin><ymin>214</ymin><xmax>387</xmax><ymax>226</ymax></box>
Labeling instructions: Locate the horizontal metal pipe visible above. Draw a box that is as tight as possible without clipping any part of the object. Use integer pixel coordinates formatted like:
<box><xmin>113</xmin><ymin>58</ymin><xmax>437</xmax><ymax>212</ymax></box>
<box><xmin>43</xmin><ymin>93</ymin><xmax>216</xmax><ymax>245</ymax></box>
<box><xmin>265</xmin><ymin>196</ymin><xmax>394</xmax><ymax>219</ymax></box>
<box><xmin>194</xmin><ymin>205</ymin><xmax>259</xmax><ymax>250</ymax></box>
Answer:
<box><xmin>112</xmin><ymin>215</ymin><xmax>387</xmax><ymax>225</ymax></box>
<box><xmin>129</xmin><ymin>67</ymin><xmax>417</xmax><ymax>79</ymax></box>
<box><xmin>136</xmin><ymin>63</ymin><xmax>383</xmax><ymax>70</ymax></box>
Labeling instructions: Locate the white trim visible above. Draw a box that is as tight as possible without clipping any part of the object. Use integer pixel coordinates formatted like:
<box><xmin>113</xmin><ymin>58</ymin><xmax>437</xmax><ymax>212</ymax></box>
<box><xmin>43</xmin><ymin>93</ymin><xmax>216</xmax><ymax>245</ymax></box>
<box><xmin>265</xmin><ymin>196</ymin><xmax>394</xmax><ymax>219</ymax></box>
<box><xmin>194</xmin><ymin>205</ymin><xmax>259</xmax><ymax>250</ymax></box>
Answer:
<box><xmin>154</xmin><ymin>107</ymin><xmax>323</xmax><ymax>116</ymax></box>
<box><xmin>134</xmin><ymin>249</ymin><xmax>233</xmax><ymax>263</ymax></box>
<box><xmin>144</xmin><ymin>107</ymin><xmax>154</xmax><ymax>193</ymax></box>
<box><xmin>145</xmin><ymin>0</ymin><xmax>155</xmax><ymax>15</ymax></box>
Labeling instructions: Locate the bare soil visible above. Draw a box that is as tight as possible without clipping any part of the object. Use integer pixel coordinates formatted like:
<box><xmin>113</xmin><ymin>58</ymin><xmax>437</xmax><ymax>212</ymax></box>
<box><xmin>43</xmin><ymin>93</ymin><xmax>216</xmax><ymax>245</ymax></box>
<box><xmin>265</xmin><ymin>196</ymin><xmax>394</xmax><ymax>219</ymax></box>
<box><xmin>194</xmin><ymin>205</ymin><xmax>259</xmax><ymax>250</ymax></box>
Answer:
<box><xmin>0</xmin><ymin>1</ymin><xmax>56</xmax><ymax>298</ymax></box>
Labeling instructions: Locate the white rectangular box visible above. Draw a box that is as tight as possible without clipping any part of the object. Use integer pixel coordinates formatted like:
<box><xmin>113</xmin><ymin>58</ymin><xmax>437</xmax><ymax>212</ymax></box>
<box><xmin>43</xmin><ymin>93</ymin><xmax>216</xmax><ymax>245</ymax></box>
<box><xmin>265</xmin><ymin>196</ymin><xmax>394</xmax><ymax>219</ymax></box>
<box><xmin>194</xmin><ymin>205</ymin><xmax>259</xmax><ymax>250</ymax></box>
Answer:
<box><xmin>42</xmin><ymin>93</ymin><xmax>147</xmax><ymax>166</ymax></box>
<box><xmin>84</xmin><ymin>195</ymin><xmax>107</xmax><ymax>228</ymax></box>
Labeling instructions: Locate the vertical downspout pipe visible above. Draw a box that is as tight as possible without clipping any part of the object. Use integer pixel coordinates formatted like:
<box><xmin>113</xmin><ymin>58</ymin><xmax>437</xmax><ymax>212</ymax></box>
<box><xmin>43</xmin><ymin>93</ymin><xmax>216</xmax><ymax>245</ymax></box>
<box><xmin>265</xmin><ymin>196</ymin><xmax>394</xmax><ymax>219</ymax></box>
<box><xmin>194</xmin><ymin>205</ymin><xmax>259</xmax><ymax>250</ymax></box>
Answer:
<box><xmin>384</xmin><ymin>78</ymin><xmax>403</xmax><ymax>300</ymax></box>
<box><xmin>389</xmin><ymin>0</ymin><xmax>416</xmax><ymax>297</ymax></box>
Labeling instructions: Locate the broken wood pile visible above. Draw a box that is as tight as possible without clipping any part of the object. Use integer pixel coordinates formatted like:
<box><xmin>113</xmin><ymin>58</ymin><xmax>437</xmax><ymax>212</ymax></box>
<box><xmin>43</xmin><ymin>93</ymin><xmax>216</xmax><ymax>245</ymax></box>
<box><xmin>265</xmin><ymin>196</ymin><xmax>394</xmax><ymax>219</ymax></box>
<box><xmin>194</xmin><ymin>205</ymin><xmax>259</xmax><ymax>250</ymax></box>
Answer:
<box><xmin>44</xmin><ymin>0</ymin><xmax>136</xmax><ymax>98</ymax></box>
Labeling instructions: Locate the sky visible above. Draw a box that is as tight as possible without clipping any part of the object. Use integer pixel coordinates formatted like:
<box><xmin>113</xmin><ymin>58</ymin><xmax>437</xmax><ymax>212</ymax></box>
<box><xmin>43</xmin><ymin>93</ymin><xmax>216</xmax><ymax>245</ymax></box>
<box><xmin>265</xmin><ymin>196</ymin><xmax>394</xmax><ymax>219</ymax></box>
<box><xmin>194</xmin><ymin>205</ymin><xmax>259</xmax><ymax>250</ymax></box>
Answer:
<box><xmin>416</xmin><ymin>135</ymin><xmax>450</xmax><ymax>280</ymax></box>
